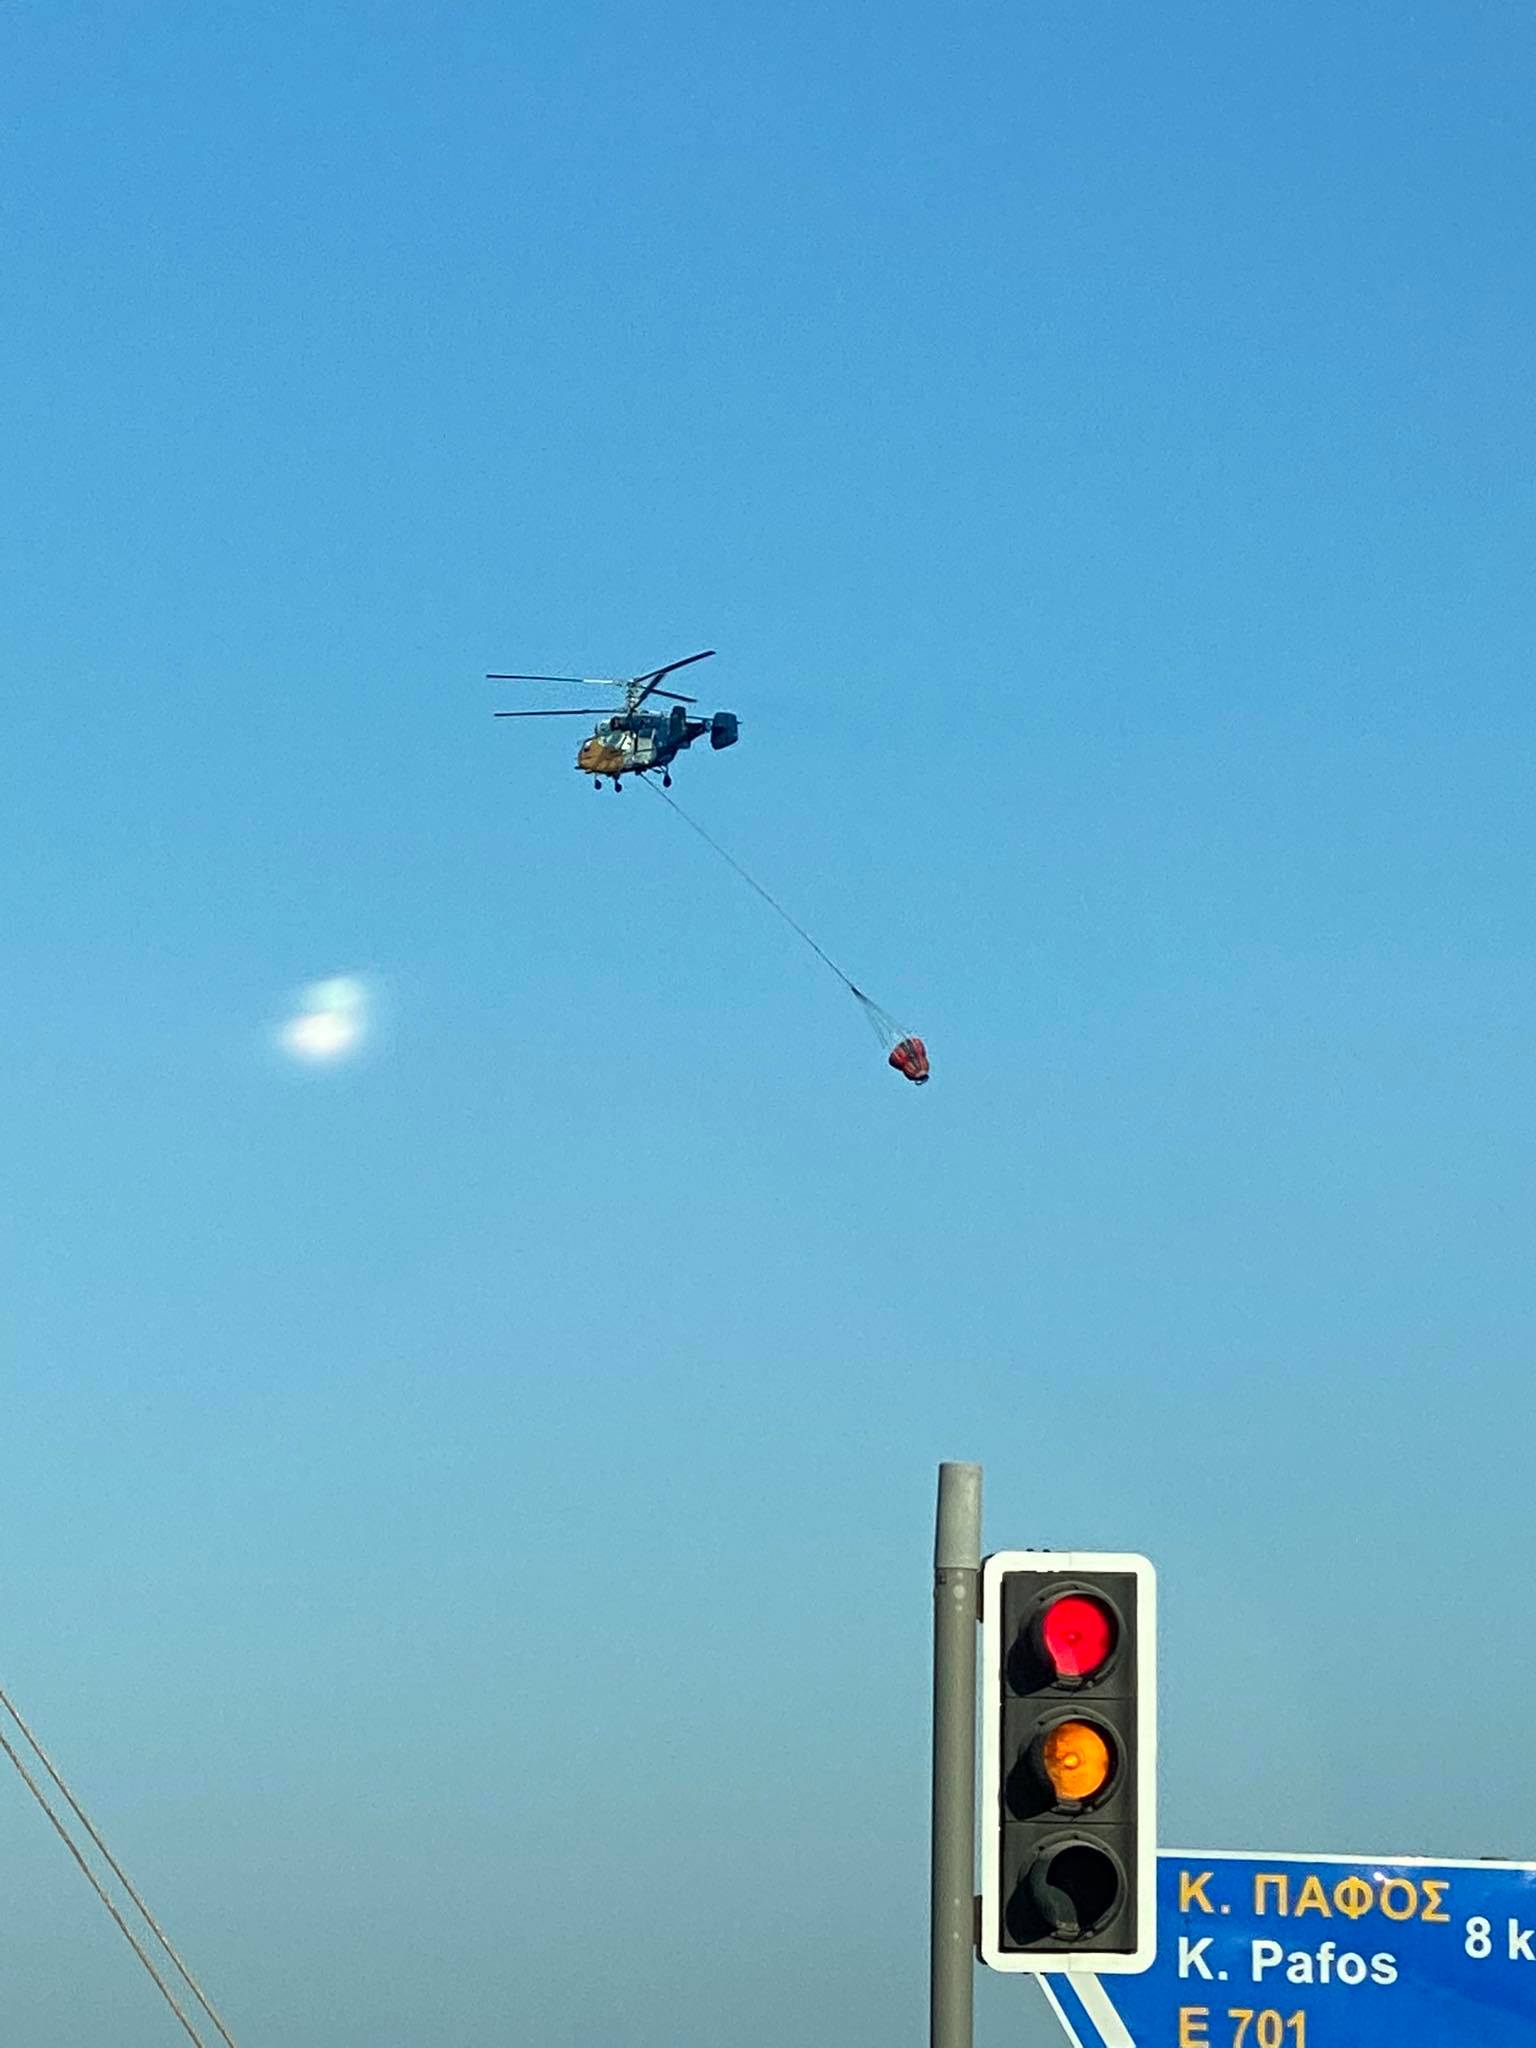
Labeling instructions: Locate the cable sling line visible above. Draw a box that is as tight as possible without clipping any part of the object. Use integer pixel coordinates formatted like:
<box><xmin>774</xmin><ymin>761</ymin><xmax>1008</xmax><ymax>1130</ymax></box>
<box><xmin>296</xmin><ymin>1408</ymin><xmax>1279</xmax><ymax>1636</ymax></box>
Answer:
<box><xmin>644</xmin><ymin>778</ymin><xmax>913</xmax><ymax>1055</ymax></box>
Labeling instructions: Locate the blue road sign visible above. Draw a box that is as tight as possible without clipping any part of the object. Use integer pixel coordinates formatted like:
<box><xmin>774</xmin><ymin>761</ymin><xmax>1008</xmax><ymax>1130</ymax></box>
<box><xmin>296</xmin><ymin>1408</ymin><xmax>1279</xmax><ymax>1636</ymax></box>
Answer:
<box><xmin>1042</xmin><ymin>1850</ymin><xmax>1536</xmax><ymax>2048</ymax></box>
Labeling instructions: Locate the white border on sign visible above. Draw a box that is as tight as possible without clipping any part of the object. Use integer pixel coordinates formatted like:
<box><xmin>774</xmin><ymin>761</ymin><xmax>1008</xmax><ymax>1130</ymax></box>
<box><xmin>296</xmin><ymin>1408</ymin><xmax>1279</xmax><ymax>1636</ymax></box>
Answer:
<box><xmin>979</xmin><ymin>1549</ymin><xmax>1158</xmax><ymax>1975</ymax></box>
<box><xmin>1157</xmin><ymin>1847</ymin><xmax>1536</xmax><ymax>1871</ymax></box>
<box><xmin>1038</xmin><ymin>1977</ymin><xmax>1092</xmax><ymax>2047</ymax></box>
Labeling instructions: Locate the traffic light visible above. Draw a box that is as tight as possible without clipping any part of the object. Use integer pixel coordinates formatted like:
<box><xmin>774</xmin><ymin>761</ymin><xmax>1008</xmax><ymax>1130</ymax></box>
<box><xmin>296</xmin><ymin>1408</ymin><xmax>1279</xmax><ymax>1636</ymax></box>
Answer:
<box><xmin>979</xmin><ymin>1550</ymin><xmax>1156</xmax><ymax>1974</ymax></box>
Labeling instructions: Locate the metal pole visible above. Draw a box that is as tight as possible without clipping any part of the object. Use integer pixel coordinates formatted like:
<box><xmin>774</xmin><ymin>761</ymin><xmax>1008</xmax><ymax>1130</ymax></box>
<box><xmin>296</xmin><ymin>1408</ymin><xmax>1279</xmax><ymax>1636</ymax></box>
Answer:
<box><xmin>931</xmin><ymin>1461</ymin><xmax>982</xmax><ymax>2048</ymax></box>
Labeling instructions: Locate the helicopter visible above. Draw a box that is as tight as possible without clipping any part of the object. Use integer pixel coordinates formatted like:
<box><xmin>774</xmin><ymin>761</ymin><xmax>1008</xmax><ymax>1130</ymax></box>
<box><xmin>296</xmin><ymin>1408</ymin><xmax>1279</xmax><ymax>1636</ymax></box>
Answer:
<box><xmin>489</xmin><ymin>649</ymin><xmax>740</xmax><ymax>789</ymax></box>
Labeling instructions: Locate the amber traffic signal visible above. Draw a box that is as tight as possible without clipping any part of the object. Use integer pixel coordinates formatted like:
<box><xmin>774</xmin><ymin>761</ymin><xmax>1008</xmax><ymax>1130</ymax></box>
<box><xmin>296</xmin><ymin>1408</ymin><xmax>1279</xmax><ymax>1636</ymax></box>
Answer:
<box><xmin>979</xmin><ymin>1551</ymin><xmax>1156</xmax><ymax>1974</ymax></box>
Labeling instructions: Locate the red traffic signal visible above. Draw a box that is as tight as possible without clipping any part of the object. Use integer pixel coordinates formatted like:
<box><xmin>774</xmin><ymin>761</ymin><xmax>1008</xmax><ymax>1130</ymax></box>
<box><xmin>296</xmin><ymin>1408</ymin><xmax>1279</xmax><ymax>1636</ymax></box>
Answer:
<box><xmin>1039</xmin><ymin>1594</ymin><xmax>1115</xmax><ymax>1680</ymax></box>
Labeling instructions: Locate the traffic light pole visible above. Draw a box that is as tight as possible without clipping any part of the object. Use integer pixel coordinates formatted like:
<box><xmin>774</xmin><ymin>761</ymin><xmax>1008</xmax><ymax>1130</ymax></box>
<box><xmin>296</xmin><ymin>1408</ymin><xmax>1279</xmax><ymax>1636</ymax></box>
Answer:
<box><xmin>931</xmin><ymin>1461</ymin><xmax>982</xmax><ymax>2048</ymax></box>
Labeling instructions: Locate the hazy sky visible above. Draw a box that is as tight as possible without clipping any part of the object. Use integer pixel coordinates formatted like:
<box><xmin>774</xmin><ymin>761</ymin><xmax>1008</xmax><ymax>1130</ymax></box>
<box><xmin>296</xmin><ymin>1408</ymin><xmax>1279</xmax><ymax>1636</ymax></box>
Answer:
<box><xmin>4</xmin><ymin>4</ymin><xmax>1535</xmax><ymax>2044</ymax></box>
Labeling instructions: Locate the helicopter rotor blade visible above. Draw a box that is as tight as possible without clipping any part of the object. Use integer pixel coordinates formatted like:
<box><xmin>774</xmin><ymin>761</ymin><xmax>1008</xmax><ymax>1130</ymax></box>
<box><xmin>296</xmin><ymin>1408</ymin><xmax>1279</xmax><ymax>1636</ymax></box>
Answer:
<box><xmin>486</xmin><ymin>672</ymin><xmax>627</xmax><ymax>687</ymax></box>
<box><xmin>630</xmin><ymin>649</ymin><xmax>715</xmax><ymax>708</ymax></box>
<box><xmin>632</xmin><ymin>650</ymin><xmax>716</xmax><ymax>686</ymax></box>
<box><xmin>493</xmin><ymin>708</ymin><xmax>613</xmax><ymax>718</ymax></box>
<box><xmin>631</xmin><ymin>649</ymin><xmax>714</xmax><ymax>688</ymax></box>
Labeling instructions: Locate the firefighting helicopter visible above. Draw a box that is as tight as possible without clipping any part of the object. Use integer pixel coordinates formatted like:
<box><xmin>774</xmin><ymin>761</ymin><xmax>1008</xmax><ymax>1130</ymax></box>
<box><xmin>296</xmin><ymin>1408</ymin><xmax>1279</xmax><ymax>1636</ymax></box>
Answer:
<box><xmin>486</xmin><ymin>645</ymin><xmax>928</xmax><ymax>1083</ymax></box>
<box><xmin>489</xmin><ymin>649</ymin><xmax>739</xmax><ymax>789</ymax></box>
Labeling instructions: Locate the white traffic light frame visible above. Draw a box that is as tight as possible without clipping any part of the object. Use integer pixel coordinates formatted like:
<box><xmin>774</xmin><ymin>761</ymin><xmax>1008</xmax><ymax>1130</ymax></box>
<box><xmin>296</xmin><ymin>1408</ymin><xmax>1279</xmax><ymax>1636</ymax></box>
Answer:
<box><xmin>979</xmin><ymin>1548</ymin><xmax>1157</xmax><ymax>1975</ymax></box>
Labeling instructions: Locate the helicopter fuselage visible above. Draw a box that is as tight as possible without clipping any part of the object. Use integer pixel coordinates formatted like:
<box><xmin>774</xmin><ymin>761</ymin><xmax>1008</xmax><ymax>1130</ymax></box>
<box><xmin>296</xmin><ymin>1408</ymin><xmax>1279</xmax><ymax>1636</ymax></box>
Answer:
<box><xmin>576</xmin><ymin>705</ymin><xmax>738</xmax><ymax>782</ymax></box>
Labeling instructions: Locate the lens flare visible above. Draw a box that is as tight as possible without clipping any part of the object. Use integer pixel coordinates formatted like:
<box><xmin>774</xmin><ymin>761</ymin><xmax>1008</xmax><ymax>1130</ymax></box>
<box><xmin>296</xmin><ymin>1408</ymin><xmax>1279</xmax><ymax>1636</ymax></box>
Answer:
<box><xmin>278</xmin><ymin>975</ymin><xmax>370</xmax><ymax>1063</ymax></box>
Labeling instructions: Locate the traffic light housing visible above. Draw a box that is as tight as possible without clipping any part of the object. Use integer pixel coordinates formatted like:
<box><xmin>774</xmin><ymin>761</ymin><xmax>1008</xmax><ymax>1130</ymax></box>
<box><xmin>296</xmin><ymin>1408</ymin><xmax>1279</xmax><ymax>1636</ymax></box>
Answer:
<box><xmin>979</xmin><ymin>1550</ymin><xmax>1156</xmax><ymax>1974</ymax></box>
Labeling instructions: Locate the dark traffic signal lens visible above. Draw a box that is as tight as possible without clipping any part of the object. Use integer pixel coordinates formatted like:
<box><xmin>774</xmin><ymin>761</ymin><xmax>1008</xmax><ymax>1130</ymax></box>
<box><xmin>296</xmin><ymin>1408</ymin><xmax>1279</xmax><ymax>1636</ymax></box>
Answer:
<box><xmin>1014</xmin><ymin>1840</ymin><xmax>1125</xmax><ymax>1942</ymax></box>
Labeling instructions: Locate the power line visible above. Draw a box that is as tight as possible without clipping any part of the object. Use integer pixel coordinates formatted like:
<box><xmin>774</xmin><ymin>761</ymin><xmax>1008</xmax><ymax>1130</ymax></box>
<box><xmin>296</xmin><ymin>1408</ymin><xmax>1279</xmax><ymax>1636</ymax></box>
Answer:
<box><xmin>0</xmin><ymin>1683</ymin><xmax>241</xmax><ymax>2048</ymax></box>
<box><xmin>0</xmin><ymin>1717</ymin><xmax>208</xmax><ymax>2045</ymax></box>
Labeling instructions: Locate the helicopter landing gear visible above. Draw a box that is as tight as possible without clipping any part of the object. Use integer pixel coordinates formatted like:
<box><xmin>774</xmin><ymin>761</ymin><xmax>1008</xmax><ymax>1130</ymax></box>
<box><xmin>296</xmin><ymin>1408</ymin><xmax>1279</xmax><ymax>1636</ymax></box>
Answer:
<box><xmin>662</xmin><ymin>772</ymin><xmax>672</xmax><ymax>788</ymax></box>
<box><xmin>612</xmin><ymin>778</ymin><xmax>623</xmax><ymax>792</ymax></box>
<box><xmin>593</xmin><ymin>777</ymin><xmax>603</xmax><ymax>790</ymax></box>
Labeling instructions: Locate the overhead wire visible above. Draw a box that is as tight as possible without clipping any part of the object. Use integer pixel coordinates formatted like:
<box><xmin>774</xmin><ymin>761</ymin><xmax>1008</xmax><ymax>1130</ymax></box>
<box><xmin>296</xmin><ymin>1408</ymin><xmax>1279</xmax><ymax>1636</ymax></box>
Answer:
<box><xmin>0</xmin><ymin>1717</ymin><xmax>207</xmax><ymax>2046</ymax></box>
<box><xmin>0</xmin><ymin>1681</ymin><xmax>241</xmax><ymax>2048</ymax></box>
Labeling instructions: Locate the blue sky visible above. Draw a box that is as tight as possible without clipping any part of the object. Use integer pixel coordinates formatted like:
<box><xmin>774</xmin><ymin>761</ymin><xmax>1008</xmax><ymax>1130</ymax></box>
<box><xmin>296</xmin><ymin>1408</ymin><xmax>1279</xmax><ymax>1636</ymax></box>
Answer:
<box><xmin>3</xmin><ymin>3</ymin><xmax>1535</xmax><ymax>2042</ymax></box>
